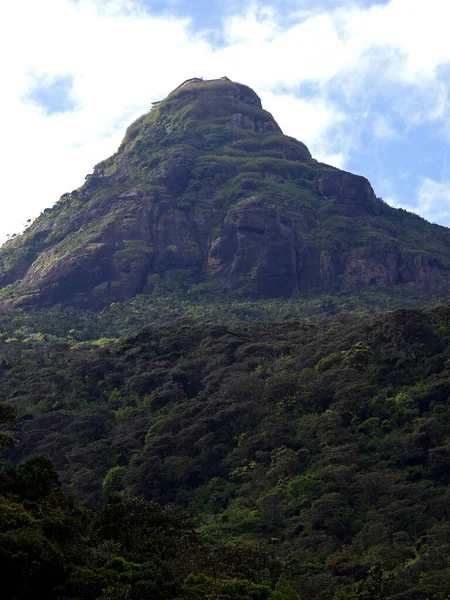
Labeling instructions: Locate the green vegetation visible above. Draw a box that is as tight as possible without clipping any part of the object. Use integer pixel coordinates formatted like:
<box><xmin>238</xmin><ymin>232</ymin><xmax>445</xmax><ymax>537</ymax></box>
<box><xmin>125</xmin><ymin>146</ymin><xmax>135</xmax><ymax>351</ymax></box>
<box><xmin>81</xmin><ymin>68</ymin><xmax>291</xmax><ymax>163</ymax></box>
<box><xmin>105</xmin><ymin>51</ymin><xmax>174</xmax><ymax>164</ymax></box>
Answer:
<box><xmin>0</xmin><ymin>284</ymin><xmax>442</xmax><ymax>342</ymax></box>
<box><xmin>3</xmin><ymin>301</ymin><xmax>450</xmax><ymax>597</ymax></box>
<box><xmin>0</xmin><ymin>448</ymin><xmax>290</xmax><ymax>599</ymax></box>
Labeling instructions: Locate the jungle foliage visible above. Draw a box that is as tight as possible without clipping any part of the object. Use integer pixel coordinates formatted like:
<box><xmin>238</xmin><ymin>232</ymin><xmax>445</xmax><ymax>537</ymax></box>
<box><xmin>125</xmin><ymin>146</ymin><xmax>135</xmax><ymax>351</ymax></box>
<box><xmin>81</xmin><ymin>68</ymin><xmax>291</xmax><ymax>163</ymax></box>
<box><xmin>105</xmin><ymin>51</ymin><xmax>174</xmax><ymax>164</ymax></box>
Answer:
<box><xmin>0</xmin><ymin>451</ymin><xmax>291</xmax><ymax>600</ymax></box>
<box><xmin>3</xmin><ymin>299</ymin><xmax>450</xmax><ymax>598</ymax></box>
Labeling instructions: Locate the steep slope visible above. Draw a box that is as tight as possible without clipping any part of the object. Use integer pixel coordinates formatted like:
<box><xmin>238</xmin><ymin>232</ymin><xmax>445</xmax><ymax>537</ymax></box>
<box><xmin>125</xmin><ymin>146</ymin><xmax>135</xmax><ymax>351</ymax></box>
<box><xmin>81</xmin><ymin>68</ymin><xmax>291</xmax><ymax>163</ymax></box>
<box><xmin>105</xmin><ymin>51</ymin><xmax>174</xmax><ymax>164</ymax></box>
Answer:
<box><xmin>1</xmin><ymin>77</ymin><xmax>450</xmax><ymax>309</ymax></box>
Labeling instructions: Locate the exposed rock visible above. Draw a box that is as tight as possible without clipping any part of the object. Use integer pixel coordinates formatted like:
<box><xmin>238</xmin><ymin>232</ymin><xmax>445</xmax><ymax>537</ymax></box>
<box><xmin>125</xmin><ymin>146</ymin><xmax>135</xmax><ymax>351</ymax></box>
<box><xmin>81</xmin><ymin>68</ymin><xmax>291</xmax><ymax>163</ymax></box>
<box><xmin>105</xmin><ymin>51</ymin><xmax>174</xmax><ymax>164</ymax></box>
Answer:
<box><xmin>207</xmin><ymin>197</ymin><xmax>313</xmax><ymax>297</ymax></box>
<box><xmin>317</xmin><ymin>169</ymin><xmax>381</xmax><ymax>216</ymax></box>
<box><xmin>227</xmin><ymin>113</ymin><xmax>281</xmax><ymax>133</ymax></box>
<box><xmin>1</xmin><ymin>77</ymin><xmax>450</xmax><ymax>309</ymax></box>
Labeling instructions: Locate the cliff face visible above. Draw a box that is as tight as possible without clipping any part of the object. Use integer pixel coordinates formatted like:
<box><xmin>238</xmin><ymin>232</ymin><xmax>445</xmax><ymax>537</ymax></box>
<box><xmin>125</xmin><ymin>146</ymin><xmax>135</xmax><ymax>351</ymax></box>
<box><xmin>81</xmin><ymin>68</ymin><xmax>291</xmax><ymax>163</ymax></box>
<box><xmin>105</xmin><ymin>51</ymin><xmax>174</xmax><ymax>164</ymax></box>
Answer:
<box><xmin>1</xmin><ymin>77</ymin><xmax>450</xmax><ymax>309</ymax></box>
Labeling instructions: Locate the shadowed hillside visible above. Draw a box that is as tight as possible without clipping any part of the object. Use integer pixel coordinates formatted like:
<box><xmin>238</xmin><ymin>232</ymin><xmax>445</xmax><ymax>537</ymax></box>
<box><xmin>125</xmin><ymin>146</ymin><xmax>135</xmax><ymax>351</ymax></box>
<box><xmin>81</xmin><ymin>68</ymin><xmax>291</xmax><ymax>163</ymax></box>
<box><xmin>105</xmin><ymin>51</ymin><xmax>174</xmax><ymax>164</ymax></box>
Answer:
<box><xmin>3</xmin><ymin>300</ymin><xmax>450</xmax><ymax>598</ymax></box>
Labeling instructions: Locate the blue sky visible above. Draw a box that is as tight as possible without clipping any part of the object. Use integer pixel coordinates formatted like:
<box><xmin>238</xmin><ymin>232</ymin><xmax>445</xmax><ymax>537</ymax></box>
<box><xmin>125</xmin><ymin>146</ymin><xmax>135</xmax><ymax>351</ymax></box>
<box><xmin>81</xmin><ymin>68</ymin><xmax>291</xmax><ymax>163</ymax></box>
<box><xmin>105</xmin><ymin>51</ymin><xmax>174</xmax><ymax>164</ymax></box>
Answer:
<box><xmin>2</xmin><ymin>0</ymin><xmax>450</xmax><ymax>244</ymax></box>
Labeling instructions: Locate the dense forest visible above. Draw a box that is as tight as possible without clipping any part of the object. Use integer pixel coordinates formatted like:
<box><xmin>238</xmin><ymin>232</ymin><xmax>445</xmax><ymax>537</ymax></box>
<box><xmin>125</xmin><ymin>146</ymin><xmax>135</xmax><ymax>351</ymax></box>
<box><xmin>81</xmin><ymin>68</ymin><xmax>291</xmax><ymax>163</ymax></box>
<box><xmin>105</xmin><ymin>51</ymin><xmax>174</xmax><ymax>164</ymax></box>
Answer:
<box><xmin>3</xmin><ymin>299</ymin><xmax>450</xmax><ymax>598</ymax></box>
<box><xmin>0</xmin><ymin>450</ymin><xmax>290</xmax><ymax>600</ymax></box>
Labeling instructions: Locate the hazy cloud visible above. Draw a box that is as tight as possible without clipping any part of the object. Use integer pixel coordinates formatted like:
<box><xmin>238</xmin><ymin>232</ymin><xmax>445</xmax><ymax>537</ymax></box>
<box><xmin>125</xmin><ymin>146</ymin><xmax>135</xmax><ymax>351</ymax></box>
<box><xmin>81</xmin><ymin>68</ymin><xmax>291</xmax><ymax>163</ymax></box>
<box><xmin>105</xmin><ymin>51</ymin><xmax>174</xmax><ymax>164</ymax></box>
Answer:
<box><xmin>416</xmin><ymin>178</ymin><xmax>450</xmax><ymax>223</ymax></box>
<box><xmin>372</xmin><ymin>116</ymin><xmax>400</xmax><ymax>141</ymax></box>
<box><xmin>26</xmin><ymin>73</ymin><xmax>79</xmax><ymax>115</ymax></box>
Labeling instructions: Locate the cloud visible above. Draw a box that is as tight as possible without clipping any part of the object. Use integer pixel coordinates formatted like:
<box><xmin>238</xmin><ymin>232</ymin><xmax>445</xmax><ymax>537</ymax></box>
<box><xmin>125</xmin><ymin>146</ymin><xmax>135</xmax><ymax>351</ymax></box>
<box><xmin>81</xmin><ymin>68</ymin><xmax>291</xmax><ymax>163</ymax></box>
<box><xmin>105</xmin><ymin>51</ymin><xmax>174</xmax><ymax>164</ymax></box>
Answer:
<box><xmin>261</xmin><ymin>92</ymin><xmax>348</xmax><ymax>167</ymax></box>
<box><xmin>390</xmin><ymin>178</ymin><xmax>450</xmax><ymax>226</ymax></box>
<box><xmin>26</xmin><ymin>73</ymin><xmax>79</xmax><ymax>115</ymax></box>
<box><xmin>343</xmin><ymin>0</ymin><xmax>450</xmax><ymax>82</ymax></box>
<box><xmin>416</xmin><ymin>178</ymin><xmax>450</xmax><ymax>223</ymax></box>
<box><xmin>372</xmin><ymin>116</ymin><xmax>400</xmax><ymax>141</ymax></box>
<box><xmin>0</xmin><ymin>0</ymin><xmax>211</xmax><ymax>241</ymax></box>
<box><xmin>2</xmin><ymin>0</ymin><xmax>450</xmax><ymax>245</ymax></box>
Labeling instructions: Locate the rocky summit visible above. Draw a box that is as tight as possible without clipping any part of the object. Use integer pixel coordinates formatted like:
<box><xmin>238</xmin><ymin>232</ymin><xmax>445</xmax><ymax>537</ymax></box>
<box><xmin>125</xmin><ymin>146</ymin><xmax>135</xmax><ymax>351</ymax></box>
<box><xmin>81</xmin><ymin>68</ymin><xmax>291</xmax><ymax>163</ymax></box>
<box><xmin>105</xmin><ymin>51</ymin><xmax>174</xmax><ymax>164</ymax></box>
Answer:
<box><xmin>1</xmin><ymin>76</ymin><xmax>450</xmax><ymax>309</ymax></box>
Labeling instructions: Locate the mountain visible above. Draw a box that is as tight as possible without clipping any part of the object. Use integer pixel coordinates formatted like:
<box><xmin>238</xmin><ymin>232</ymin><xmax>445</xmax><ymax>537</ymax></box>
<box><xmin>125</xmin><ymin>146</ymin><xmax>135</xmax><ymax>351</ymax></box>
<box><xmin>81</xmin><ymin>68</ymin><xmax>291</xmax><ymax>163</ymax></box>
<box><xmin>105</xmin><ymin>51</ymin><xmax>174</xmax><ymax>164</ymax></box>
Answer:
<box><xmin>5</xmin><ymin>77</ymin><xmax>450</xmax><ymax>600</ymax></box>
<box><xmin>1</xmin><ymin>76</ymin><xmax>450</xmax><ymax>310</ymax></box>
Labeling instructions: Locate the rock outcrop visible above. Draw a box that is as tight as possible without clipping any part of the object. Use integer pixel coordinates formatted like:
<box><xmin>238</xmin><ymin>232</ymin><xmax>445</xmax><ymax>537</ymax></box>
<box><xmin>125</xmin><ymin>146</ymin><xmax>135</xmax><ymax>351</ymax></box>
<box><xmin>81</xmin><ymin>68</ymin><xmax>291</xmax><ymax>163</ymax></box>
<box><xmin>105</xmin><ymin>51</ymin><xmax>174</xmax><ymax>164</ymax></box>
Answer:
<box><xmin>1</xmin><ymin>77</ymin><xmax>450</xmax><ymax>309</ymax></box>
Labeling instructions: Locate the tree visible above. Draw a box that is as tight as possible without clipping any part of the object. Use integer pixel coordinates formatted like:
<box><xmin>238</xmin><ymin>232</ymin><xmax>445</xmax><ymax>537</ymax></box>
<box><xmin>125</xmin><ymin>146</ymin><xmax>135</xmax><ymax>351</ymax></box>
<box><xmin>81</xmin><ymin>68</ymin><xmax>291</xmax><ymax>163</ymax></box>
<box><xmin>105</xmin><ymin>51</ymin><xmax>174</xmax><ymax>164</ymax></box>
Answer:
<box><xmin>345</xmin><ymin>563</ymin><xmax>393</xmax><ymax>600</ymax></box>
<box><xmin>17</xmin><ymin>456</ymin><xmax>60</xmax><ymax>500</ymax></box>
<box><xmin>0</xmin><ymin>401</ymin><xmax>15</xmax><ymax>450</ymax></box>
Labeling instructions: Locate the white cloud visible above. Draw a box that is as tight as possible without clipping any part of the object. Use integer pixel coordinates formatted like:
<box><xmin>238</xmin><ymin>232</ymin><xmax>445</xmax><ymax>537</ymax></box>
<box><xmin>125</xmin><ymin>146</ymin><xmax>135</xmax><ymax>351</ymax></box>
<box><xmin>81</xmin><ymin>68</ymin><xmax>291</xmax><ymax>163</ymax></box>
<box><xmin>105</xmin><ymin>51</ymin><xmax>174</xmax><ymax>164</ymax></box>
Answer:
<box><xmin>372</xmin><ymin>115</ymin><xmax>399</xmax><ymax>141</ymax></box>
<box><xmin>0</xmin><ymin>0</ymin><xmax>211</xmax><ymax>241</ymax></box>
<box><xmin>416</xmin><ymin>178</ymin><xmax>450</xmax><ymax>224</ymax></box>
<box><xmin>343</xmin><ymin>0</ymin><xmax>450</xmax><ymax>82</ymax></box>
<box><xmin>3</xmin><ymin>0</ymin><xmax>450</xmax><ymax>244</ymax></box>
<box><xmin>391</xmin><ymin>178</ymin><xmax>450</xmax><ymax>226</ymax></box>
<box><xmin>261</xmin><ymin>92</ymin><xmax>348</xmax><ymax>167</ymax></box>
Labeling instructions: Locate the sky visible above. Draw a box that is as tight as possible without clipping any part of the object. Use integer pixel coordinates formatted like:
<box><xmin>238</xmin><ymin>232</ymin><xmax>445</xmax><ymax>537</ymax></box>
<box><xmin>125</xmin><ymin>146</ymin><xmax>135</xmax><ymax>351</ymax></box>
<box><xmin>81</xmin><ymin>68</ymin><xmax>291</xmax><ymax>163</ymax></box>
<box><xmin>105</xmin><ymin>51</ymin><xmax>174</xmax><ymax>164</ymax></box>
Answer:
<box><xmin>2</xmin><ymin>0</ymin><xmax>450</xmax><ymax>244</ymax></box>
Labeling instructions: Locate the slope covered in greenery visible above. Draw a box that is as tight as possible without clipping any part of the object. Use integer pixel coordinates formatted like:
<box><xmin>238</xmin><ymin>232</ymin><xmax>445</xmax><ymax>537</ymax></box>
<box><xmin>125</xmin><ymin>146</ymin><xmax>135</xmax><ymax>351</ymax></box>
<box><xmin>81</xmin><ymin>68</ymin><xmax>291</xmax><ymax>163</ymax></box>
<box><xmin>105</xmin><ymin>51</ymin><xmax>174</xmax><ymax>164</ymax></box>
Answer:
<box><xmin>0</xmin><ymin>452</ymin><xmax>293</xmax><ymax>600</ymax></box>
<box><xmin>3</xmin><ymin>300</ymin><xmax>450</xmax><ymax>598</ymax></box>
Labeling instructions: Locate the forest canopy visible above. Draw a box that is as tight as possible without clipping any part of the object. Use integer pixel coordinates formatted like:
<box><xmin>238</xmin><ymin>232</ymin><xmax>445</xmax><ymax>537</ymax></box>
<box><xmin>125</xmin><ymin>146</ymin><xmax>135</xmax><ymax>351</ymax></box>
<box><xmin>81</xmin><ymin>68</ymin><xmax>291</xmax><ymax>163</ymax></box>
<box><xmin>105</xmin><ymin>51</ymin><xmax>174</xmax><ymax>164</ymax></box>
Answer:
<box><xmin>3</xmin><ymin>300</ymin><xmax>450</xmax><ymax>598</ymax></box>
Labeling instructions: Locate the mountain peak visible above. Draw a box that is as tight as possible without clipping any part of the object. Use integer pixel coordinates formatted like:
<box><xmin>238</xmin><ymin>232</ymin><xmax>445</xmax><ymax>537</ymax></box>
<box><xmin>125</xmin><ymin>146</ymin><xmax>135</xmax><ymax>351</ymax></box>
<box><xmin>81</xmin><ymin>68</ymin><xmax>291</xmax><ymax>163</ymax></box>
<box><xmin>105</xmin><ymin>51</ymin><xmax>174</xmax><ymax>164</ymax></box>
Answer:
<box><xmin>1</xmin><ymin>78</ymin><xmax>450</xmax><ymax>310</ymax></box>
<box><xmin>167</xmin><ymin>76</ymin><xmax>264</xmax><ymax>110</ymax></box>
<box><xmin>117</xmin><ymin>77</ymin><xmax>282</xmax><ymax>155</ymax></box>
